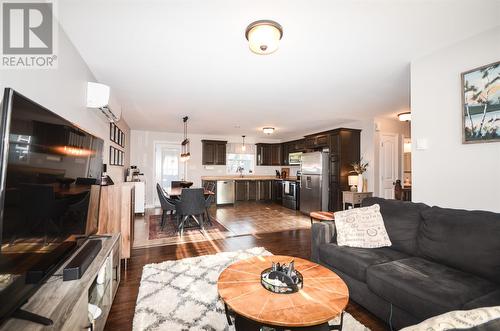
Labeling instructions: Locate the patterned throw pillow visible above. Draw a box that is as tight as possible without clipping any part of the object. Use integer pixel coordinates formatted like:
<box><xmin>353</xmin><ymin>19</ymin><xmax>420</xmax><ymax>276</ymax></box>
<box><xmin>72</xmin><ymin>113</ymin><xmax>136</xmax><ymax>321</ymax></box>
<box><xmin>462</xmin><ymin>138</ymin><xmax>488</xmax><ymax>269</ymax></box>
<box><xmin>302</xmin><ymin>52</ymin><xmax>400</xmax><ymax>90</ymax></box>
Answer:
<box><xmin>400</xmin><ymin>306</ymin><xmax>500</xmax><ymax>331</ymax></box>
<box><xmin>334</xmin><ymin>204</ymin><xmax>392</xmax><ymax>248</ymax></box>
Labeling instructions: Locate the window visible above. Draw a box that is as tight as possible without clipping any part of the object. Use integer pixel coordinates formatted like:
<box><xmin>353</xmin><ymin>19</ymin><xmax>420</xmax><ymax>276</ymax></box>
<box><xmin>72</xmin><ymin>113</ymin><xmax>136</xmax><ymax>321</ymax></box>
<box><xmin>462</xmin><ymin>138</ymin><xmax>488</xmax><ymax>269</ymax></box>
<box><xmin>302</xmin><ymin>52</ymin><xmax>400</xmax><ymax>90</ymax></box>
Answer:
<box><xmin>227</xmin><ymin>153</ymin><xmax>254</xmax><ymax>174</ymax></box>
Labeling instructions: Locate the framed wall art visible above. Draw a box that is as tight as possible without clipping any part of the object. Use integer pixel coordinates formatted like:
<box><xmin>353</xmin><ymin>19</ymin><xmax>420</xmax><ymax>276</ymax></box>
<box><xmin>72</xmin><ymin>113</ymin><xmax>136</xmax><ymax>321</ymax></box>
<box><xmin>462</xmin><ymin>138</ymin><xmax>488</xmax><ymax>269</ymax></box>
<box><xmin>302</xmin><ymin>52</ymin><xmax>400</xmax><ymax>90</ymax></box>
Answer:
<box><xmin>109</xmin><ymin>146</ymin><xmax>124</xmax><ymax>166</ymax></box>
<box><xmin>462</xmin><ymin>60</ymin><xmax>500</xmax><ymax>144</ymax></box>
<box><xmin>110</xmin><ymin>122</ymin><xmax>125</xmax><ymax>147</ymax></box>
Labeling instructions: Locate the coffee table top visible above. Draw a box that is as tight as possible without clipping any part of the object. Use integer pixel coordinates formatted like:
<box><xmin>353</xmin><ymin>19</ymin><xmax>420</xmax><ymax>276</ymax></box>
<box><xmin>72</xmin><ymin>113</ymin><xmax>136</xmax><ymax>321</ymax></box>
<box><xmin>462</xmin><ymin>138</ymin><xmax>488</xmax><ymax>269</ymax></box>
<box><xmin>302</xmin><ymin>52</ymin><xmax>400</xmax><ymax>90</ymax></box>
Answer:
<box><xmin>217</xmin><ymin>255</ymin><xmax>349</xmax><ymax>328</ymax></box>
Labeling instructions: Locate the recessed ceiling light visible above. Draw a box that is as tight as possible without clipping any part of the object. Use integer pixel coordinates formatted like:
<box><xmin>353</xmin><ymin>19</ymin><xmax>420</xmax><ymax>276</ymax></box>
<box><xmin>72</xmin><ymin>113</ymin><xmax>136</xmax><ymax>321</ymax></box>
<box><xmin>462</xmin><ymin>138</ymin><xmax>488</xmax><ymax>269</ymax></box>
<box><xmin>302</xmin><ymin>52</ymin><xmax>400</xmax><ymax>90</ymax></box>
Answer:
<box><xmin>263</xmin><ymin>127</ymin><xmax>275</xmax><ymax>135</ymax></box>
<box><xmin>245</xmin><ymin>20</ymin><xmax>283</xmax><ymax>55</ymax></box>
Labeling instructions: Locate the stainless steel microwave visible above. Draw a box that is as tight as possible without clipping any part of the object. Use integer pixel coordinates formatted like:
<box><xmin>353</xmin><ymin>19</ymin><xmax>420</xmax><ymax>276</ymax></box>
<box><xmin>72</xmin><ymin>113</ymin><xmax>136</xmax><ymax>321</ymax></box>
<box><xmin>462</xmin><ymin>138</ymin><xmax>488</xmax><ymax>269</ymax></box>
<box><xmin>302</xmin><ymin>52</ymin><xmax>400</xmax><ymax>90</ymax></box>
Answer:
<box><xmin>288</xmin><ymin>152</ymin><xmax>302</xmax><ymax>165</ymax></box>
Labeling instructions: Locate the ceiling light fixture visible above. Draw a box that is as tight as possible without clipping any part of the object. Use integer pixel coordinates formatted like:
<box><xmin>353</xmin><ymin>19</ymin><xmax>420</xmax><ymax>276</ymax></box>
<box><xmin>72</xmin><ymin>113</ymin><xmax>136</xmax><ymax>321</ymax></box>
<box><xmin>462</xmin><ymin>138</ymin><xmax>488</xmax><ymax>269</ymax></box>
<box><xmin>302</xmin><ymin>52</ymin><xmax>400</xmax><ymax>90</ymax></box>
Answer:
<box><xmin>241</xmin><ymin>135</ymin><xmax>246</xmax><ymax>152</ymax></box>
<box><xmin>263</xmin><ymin>127</ymin><xmax>275</xmax><ymax>135</ymax></box>
<box><xmin>245</xmin><ymin>20</ymin><xmax>283</xmax><ymax>55</ymax></box>
<box><xmin>180</xmin><ymin>116</ymin><xmax>191</xmax><ymax>162</ymax></box>
<box><xmin>398</xmin><ymin>112</ymin><xmax>411</xmax><ymax>122</ymax></box>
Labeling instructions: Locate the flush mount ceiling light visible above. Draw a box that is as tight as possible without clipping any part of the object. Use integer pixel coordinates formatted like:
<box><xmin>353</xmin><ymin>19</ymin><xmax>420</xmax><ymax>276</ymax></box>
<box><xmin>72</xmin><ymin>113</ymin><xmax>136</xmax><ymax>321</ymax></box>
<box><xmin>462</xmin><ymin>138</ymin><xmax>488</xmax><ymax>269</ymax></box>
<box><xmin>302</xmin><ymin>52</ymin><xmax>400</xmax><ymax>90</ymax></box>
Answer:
<box><xmin>245</xmin><ymin>20</ymin><xmax>283</xmax><ymax>55</ymax></box>
<box><xmin>398</xmin><ymin>112</ymin><xmax>411</xmax><ymax>122</ymax></box>
<box><xmin>263</xmin><ymin>127</ymin><xmax>275</xmax><ymax>135</ymax></box>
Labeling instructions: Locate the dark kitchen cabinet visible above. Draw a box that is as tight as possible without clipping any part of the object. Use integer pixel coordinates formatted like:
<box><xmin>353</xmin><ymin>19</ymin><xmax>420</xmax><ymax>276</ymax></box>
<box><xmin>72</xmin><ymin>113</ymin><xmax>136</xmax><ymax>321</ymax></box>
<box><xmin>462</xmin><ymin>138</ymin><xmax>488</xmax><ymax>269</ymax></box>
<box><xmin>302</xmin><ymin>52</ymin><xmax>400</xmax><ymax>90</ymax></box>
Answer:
<box><xmin>248</xmin><ymin>181</ymin><xmax>257</xmax><ymax>200</ymax></box>
<box><xmin>235</xmin><ymin>181</ymin><xmax>247</xmax><ymax>201</ymax></box>
<box><xmin>256</xmin><ymin>143</ymin><xmax>282</xmax><ymax>166</ymax></box>
<box><xmin>258</xmin><ymin>180</ymin><xmax>272</xmax><ymax>200</ymax></box>
<box><xmin>272</xmin><ymin>180</ymin><xmax>282</xmax><ymax>202</ymax></box>
<box><xmin>271</xmin><ymin>144</ymin><xmax>282</xmax><ymax>166</ymax></box>
<box><xmin>305</xmin><ymin>134</ymin><xmax>329</xmax><ymax>149</ymax></box>
<box><xmin>202</xmin><ymin>140</ymin><xmax>227</xmax><ymax>165</ymax></box>
<box><xmin>328</xmin><ymin>129</ymin><xmax>360</xmax><ymax>211</ymax></box>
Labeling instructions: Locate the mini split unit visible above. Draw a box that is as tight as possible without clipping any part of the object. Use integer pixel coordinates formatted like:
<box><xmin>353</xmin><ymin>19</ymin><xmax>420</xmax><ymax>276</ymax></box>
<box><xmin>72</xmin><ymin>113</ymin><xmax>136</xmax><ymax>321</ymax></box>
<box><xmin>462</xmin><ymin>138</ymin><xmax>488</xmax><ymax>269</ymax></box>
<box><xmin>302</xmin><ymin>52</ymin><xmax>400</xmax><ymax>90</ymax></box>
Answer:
<box><xmin>86</xmin><ymin>82</ymin><xmax>121</xmax><ymax>122</ymax></box>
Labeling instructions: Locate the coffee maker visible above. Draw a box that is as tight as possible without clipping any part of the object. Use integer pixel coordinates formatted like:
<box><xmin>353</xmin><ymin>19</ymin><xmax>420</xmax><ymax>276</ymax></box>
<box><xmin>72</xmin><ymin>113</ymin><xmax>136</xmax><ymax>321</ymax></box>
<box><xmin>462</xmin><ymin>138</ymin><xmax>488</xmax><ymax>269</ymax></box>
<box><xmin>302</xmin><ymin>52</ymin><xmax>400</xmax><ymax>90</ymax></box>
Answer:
<box><xmin>126</xmin><ymin>165</ymin><xmax>143</xmax><ymax>182</ymax></box>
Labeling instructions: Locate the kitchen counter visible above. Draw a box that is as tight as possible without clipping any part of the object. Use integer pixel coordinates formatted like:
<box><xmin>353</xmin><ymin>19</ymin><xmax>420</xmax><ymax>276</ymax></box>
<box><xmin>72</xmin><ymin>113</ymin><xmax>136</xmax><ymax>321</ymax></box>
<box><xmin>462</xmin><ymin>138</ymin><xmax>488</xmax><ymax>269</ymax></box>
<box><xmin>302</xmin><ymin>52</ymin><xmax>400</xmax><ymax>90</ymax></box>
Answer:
<box><xmin>201</xmin><ymin>176</ymin><xmax>299</xmax><ymax>181</ymax></box>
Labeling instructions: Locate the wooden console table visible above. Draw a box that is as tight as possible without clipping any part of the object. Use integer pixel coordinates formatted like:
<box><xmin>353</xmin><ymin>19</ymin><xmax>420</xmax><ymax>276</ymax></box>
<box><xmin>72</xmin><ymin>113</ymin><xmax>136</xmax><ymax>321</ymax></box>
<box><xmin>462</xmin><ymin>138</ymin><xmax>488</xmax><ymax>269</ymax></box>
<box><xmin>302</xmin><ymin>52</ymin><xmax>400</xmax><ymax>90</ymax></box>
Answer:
<box><xmin>0</xmin><ymin>234</ymin><xmax>121</xmax><ymax>331</ymax></box>
<box><xmin>342</xmin><ymin>191</ymin><xmax>373</xmax><ymax>210</ymax></box>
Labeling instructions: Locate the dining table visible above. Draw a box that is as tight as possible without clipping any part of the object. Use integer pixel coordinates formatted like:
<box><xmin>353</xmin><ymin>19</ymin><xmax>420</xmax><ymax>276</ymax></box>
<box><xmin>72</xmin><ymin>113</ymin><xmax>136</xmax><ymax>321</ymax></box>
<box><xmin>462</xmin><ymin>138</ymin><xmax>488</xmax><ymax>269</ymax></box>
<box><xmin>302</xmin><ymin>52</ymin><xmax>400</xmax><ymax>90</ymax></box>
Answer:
<box><xmin>165</xmin><ymin>187</ymin><xmax>215</xmax><ymax>198</ymax></box>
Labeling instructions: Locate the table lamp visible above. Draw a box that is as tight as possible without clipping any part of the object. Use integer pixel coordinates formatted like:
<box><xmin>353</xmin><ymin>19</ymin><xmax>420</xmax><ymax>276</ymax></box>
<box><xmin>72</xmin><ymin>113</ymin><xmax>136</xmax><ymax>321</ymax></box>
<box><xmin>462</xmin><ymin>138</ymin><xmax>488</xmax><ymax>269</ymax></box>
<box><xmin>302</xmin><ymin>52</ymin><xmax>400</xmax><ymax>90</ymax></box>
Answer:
<box><xmin>348</xmin><ymin>175</ymin><xmax>358</xmax><ymax>192</ymax></box>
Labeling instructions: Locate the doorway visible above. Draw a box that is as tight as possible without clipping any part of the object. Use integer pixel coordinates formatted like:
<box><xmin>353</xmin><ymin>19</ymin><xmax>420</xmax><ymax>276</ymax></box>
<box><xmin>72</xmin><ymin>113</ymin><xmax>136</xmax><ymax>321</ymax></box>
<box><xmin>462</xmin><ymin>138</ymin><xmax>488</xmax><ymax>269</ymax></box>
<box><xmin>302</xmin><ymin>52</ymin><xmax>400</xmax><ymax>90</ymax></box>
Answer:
<box><xmin>154</xmin><ymin>142</ymin><xmax>184</xmax><ymax>206</ymax></box>
<box><xmin>379</xmin><ymin>133</ymin><xmax>399</xmax><ymax>199</ymax></box>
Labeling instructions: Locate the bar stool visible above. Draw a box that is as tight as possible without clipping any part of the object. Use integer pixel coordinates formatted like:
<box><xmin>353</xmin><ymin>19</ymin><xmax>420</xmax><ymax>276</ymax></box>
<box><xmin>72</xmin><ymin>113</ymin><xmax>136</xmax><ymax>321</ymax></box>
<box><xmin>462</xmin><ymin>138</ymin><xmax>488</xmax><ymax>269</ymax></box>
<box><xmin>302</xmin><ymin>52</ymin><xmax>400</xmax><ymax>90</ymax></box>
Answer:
<box><xmin>310</xmin><ymin>211</ymin><xmax>335</xmax><ymax>225</ymax></box>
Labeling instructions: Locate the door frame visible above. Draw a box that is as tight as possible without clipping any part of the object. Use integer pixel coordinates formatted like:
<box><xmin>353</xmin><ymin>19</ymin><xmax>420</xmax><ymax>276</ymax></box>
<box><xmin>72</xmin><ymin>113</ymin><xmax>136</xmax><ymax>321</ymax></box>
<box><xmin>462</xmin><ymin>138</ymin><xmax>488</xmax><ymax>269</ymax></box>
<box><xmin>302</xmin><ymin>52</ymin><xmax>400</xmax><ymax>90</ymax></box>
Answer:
<box><xmin>378</xmin><ymin>133</ymin><xmax>399</xmax><ymax>198</ymax></box>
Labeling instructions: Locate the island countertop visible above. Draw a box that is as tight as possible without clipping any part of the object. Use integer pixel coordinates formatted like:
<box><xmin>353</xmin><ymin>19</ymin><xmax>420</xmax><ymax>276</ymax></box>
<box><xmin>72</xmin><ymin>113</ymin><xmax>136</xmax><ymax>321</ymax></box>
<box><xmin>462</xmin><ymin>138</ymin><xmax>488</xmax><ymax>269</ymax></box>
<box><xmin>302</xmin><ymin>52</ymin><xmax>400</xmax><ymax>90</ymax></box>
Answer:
<box><xmin>201</xmin><ymin>175</ymin><xmax>299</xmax><ymax>181</ymax></box>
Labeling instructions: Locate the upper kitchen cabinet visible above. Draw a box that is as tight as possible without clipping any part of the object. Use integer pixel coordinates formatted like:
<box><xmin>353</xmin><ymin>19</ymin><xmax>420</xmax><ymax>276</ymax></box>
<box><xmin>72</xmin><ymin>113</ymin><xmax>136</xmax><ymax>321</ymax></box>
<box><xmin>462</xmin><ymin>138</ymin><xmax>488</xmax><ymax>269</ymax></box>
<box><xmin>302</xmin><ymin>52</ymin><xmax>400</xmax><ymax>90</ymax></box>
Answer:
<box><xmin>201</xmin><ymin>140</ymin><xmax>227</xmax><ymax>165</ymax></box>
<box><xmin>304</xmin><ymin>133</ymin><xmax>329</xmax><ymax>149</ymax></box>
<box><xmin>256</xmin><ymin>143</ymin><xmax>282</xmax><ymax>166</ymax></box>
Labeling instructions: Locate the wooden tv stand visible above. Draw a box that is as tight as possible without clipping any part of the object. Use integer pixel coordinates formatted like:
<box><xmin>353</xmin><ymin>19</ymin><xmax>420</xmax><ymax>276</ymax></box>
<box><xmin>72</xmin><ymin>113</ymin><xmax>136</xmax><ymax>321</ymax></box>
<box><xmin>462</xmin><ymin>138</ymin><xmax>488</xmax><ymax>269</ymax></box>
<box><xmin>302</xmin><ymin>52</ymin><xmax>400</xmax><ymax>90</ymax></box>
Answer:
<box><xmin>0</xmin><ymin>234</ymin><xmax>121</xmax><ymax>331</ymax></box>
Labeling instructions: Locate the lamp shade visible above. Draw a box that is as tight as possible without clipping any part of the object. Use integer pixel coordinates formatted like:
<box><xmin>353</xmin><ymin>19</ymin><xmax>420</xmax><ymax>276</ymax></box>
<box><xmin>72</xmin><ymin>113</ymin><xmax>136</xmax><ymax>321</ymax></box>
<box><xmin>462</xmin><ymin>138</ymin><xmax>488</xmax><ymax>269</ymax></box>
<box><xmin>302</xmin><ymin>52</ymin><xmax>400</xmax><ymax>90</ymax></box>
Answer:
<box><xmin>348</xmin><ymin>175</ymin><xmax>358</xmax><ymax>186</ymax></box>
<box><xmin>245</xmin><ymin>20</ymin><xmax>283</xmax><ymax>55</ymax></box>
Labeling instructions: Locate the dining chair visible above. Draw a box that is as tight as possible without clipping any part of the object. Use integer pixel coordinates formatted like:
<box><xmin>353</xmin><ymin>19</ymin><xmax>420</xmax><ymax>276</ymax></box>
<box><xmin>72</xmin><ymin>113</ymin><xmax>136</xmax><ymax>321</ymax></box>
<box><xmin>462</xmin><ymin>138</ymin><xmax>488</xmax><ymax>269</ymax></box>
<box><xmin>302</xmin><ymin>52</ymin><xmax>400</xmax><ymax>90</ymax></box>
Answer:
<box><xmin>176</xmin><ymin>188</ymin><xmax>206</xmax><ymax>236</ymax></box>
<box><xmin>204</xmin><ymin>182</ymin><xmax>216</xmax><ymax>224</ymax></box>
<box><xmin>171</xmin><ymin>181</ymin><xmax>182</xmax><ymax>188</ymax></box>
<box><xmin>156</xmin><ymin>183</ymin><xmax>177</xmax><ymax>229</ymax></box>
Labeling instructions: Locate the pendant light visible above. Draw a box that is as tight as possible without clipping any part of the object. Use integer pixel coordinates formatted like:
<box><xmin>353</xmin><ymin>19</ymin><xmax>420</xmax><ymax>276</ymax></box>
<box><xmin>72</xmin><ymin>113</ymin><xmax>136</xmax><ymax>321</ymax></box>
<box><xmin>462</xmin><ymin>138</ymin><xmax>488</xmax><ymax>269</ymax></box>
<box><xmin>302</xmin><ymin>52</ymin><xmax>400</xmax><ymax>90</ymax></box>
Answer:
<box><xmin>241</xmin><ymin>135</ymin><xmax>246</xmax><ymax>152</ymax></box>
<box><xmin>180</xmin><ymin>116</ymin><xmax>190</xmax><ymax>162</ymax></box>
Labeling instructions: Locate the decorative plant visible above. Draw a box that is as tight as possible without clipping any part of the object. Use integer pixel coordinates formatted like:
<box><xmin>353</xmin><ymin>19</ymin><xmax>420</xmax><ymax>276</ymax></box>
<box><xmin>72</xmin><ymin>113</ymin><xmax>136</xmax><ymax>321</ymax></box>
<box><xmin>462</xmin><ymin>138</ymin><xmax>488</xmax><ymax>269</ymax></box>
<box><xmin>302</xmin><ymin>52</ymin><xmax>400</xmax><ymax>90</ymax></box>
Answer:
<box><xmin>351</xmin><ymin>158</ymin><xmax>368</xmax><ymax>175</ymax></box>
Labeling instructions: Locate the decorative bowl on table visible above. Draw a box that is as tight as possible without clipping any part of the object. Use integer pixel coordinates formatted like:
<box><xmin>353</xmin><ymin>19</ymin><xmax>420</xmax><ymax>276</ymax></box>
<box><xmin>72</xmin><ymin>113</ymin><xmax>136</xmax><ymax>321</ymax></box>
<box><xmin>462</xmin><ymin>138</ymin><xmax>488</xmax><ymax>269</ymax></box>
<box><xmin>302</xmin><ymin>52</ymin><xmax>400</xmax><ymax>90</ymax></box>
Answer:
<box><xmin>260</xmin><ymin>260</ymin><xmax>303</xmax><ymax>294</ymax></box>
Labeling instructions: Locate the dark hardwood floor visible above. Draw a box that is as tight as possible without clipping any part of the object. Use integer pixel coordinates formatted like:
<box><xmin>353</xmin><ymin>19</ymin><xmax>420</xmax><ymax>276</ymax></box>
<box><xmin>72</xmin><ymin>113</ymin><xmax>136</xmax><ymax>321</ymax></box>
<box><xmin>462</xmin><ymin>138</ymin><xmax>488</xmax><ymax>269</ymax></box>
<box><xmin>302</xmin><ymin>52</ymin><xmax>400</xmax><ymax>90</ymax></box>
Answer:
<box><xmin>105</xmin><ymin>203</ymin><xmax>389</xmax><ymax>331</ymax></box>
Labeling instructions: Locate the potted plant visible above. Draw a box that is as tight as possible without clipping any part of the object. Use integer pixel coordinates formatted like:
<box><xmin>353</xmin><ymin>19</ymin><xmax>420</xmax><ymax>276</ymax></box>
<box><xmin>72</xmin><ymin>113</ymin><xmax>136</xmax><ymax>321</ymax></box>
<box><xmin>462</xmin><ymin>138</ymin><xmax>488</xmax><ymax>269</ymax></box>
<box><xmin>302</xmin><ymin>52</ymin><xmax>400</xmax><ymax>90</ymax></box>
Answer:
<box><xmin>351</xmin><ymin>159</ymin><xmax>369</xmax><ymax>192</ymax></box>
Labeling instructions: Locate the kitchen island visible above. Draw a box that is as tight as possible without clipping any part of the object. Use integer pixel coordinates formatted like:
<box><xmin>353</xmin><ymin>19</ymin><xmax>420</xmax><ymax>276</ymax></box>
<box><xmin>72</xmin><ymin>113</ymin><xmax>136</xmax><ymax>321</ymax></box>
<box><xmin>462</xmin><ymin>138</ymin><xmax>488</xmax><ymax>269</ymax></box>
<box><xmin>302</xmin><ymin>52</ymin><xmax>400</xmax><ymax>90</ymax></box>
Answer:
<box><xmin>201</xmin><ymin>176</ymin><xmax>299</xmax><ymax>208</ymax></box>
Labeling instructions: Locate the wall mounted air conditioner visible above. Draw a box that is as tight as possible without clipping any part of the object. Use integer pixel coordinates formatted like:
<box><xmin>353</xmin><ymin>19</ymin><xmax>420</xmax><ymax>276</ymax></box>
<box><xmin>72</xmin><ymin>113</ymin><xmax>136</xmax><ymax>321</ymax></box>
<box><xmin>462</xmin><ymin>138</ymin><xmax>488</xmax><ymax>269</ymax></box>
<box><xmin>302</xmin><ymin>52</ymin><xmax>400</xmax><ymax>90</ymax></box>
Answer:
<box><xmin>86</xmin><ymin>82</ymin><xmax>121</xmax><ymax>122</ymax></box>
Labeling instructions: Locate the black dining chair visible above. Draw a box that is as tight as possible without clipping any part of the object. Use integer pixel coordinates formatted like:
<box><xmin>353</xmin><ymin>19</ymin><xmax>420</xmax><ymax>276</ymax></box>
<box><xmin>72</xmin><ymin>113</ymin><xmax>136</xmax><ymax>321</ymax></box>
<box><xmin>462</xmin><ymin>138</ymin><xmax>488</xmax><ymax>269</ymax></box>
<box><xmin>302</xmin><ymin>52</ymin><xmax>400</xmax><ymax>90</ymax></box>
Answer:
<box><xmin>156</xmin><ymin>183</ymin><xmax>177</xmax><ymax>229</ymax></box>
<box><xmin>171</xmin><ymin>181</ymin><xmax>182</xmax><ymax>188</ymax></box>
<box><xmin>176</xmin><ymin>188</ymin><xmax>206</xmax><ymax>236</ymax></box>
<box><xmin>204</xmin><ymin>182</ymin><xmax>216</xmax><ymax>225</ymax></box>
<box><xmin>75</xmin><ymin>177</ymin><xmax>98</xmax><ymax>185</ymax></box>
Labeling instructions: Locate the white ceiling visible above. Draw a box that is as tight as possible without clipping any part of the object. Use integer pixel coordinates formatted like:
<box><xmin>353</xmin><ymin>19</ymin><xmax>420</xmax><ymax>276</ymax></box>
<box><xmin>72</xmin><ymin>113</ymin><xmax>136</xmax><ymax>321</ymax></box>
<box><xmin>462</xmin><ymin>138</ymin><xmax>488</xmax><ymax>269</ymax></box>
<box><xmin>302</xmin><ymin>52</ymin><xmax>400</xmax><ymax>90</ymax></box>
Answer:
<box><xmin>59</xmin><ymin>0</ymin><xmax>500</xmax><ymax>140</ymax></box>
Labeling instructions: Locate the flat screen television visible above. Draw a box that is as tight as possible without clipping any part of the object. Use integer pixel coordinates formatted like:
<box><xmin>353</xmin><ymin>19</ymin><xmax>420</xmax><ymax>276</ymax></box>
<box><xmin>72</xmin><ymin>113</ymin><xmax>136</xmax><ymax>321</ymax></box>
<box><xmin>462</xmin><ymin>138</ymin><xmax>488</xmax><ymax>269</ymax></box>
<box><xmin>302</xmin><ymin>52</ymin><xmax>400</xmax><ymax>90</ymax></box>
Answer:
<box><xmin>0</xmin><ymin>88</ymin><xmax>104</xmax><ymax>324</ymax></box>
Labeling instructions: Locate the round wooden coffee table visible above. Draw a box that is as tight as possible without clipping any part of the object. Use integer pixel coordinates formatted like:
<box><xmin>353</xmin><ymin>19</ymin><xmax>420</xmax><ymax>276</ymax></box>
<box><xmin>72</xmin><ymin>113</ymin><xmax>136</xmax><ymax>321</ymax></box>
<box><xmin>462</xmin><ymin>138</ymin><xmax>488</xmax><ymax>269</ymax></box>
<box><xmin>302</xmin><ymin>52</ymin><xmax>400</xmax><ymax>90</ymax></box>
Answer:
<box><xmin>217</xmin><ymin>255</ymin><xmax>349</xmax><ymax>331</ymax></box>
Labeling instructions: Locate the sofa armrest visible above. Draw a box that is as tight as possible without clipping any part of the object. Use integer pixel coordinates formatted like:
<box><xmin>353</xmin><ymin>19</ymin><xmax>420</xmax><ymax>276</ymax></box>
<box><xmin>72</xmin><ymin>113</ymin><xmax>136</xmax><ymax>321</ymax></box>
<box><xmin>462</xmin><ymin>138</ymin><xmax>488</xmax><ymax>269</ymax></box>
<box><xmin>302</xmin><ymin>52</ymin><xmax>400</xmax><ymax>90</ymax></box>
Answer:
<box><xmin>311</xmin><ymin>221</ymin><xmax>336</xmax><ymax>263</ymax></box>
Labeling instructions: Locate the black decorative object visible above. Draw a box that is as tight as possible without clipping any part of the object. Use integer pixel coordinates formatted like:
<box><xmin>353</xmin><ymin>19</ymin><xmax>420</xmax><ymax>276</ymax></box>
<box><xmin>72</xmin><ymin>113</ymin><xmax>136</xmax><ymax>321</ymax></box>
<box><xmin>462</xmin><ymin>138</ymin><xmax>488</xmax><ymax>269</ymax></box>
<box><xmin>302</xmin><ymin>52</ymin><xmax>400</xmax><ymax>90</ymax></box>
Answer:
<box><xmin>260</xmin><ymin>260</ymin><xmax>303</xmax><ymax>294</ymax></box>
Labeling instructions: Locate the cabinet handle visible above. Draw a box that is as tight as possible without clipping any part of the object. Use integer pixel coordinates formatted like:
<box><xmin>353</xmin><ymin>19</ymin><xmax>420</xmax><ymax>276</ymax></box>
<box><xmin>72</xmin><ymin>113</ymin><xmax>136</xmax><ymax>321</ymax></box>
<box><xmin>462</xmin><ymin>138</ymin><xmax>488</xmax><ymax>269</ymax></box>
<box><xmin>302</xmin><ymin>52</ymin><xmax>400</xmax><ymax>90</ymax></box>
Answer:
<box><xmin>113</xmin><ymin>265</ymin><xmax>118</xmax><ymax>281</ymax></box>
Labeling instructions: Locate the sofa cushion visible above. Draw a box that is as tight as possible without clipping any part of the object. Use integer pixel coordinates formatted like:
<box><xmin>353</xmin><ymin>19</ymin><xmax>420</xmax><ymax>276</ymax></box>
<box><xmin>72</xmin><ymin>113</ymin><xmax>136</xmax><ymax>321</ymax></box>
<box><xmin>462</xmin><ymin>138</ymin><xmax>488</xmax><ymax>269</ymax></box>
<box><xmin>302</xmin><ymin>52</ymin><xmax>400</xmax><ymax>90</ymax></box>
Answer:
<box><xmin>362</xmin><ymin>197</ymin><xmax>429</xmax><ymax>255</ymax></box>
<box><xmin>464</xmin><ymin>290</ymin><xmax>500</xmax><ymax>309</ymax></box>
<box><xmin>366</xmin><ymin>257</ymin><xmax>498</xmax><ymax>320</ymax></box>
<box><xmin>418</xmin><ymin>206</ymin><xmax>500</xmax><ymax>283</ymax></box>
<box><xmin>319</xmin><ymin>243</ymin><xmax>408</xmax><ymax>282</ymax></box>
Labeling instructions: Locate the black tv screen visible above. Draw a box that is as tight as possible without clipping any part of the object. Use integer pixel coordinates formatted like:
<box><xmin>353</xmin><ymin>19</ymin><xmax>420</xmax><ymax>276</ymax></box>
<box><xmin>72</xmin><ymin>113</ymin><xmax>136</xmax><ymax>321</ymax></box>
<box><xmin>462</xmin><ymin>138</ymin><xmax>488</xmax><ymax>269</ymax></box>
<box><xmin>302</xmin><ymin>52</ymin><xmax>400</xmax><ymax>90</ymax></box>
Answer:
<box><xmin>0</xmin><ymin>88</ymin><xmax>104</xmax><ymax>324</ymax></box>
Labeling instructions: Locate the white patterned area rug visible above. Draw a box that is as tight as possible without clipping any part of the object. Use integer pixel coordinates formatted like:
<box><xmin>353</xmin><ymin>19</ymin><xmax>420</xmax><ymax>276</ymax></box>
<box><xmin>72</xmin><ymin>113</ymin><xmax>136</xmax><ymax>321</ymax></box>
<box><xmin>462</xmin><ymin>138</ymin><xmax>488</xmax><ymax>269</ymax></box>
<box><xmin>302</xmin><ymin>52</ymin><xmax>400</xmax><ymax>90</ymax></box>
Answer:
<box><xmin>133</xmin><ymin>247</ymin><xmax>370</xmax><ymax>331</ymax></box>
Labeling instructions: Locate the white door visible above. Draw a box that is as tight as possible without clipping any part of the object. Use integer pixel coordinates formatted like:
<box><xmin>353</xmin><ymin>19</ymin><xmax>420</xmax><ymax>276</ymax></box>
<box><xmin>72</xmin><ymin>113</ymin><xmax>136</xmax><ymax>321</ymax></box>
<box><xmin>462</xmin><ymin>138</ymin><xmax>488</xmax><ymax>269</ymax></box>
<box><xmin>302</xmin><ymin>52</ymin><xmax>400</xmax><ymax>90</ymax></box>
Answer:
<box><xmin>154</xmin><ymin>143</ymin><xmax>184</xmax><ymax>206</ymax></box>
<box><xmin>379</xmin><ymin>133</ymin><xmax>399</xmax><ymax>199</ymax></box>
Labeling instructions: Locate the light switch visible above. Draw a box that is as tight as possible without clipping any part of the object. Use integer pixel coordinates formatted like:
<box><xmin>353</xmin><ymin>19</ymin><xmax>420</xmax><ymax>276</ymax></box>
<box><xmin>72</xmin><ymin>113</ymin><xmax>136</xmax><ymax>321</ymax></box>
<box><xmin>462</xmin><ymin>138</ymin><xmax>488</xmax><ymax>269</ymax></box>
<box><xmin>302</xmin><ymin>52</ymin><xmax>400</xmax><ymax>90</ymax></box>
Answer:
<box><xmin>416</xmin><ymin>138</ymin><xmax>428</xmax><ymax>150</ymax></box>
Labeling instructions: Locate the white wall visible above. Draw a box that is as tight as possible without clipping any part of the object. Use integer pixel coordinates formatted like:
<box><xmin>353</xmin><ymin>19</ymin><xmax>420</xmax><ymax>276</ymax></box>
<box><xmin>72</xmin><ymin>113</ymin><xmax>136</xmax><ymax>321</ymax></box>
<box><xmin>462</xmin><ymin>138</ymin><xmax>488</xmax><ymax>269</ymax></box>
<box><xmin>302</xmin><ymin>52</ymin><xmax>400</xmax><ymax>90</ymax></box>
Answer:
<box><xmin>411</xmin><ymin>26</ymin><xmax>500</xmax><ymax>212</ymax></box>
<box><xmin>130</xmin><ymin>130</ymin><xmax>284</xmax><ymax>206</ymax></box>
<box><xmin>0</xmin><ymin>28</ymin><xmax>130</xmax><ymax>182</ymax></box>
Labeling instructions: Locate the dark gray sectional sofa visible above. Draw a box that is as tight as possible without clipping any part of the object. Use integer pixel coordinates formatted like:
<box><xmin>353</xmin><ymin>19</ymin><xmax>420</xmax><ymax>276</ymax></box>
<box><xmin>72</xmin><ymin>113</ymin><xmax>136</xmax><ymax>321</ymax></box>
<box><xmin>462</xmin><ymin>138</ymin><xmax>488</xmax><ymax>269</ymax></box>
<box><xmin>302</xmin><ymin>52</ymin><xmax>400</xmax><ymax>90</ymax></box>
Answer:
<box><xmin>311</xmin><ymin>197</ymin><xmax>500</xmax><ymax>329</ymax></box>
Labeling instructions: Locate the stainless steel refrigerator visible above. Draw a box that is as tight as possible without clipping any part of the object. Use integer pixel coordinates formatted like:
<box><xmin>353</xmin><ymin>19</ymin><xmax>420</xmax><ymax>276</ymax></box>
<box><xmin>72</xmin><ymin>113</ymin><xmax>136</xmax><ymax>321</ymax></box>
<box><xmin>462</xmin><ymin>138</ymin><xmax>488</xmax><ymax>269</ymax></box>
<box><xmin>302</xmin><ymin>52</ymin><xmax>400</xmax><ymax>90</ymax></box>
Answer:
<box><xmin>300</xmin><ymin>151</ymin><xmax>329</xmax><ymax>214</ymax></box>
